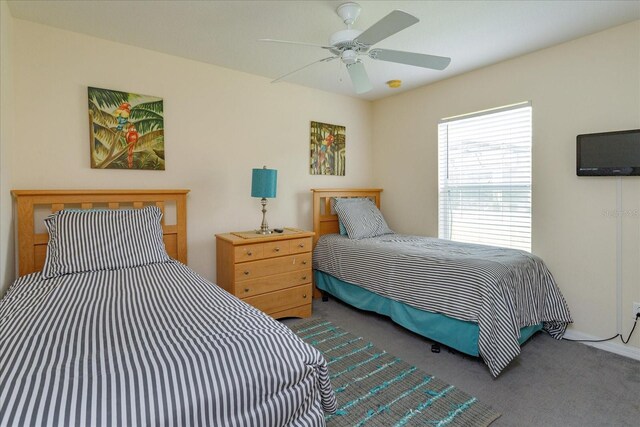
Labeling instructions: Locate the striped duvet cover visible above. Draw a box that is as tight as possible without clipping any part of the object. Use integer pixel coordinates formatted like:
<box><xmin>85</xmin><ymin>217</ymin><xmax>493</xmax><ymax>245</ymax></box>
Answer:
<box><xmin>313</xmin><ymin>234</ymin><xmax>572</xmax><ymax>377</ymax></box>
<box><xmin>0</xmin><ymin>261</ymin><xmax>336</xmax><ymax>426</ymax></box>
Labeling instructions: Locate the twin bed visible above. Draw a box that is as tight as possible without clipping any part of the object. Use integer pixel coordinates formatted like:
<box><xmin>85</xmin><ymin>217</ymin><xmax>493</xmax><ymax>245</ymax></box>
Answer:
<box><xmin>311</xmin><ymin>188</ymin><xmax>572</xmax><ymax>377</ymax></box>
<box><xmin>1</xmin><ymin>190</ymin><xmax>336</xmax><ymax>426</ymax></box>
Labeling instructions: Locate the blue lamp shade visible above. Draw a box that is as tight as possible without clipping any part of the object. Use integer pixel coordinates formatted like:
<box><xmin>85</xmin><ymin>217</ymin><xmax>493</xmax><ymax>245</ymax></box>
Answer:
<box><xmin>251</xmin><ymin>167</ymin><xmax>277</xmax><ymax>198</ymax></box>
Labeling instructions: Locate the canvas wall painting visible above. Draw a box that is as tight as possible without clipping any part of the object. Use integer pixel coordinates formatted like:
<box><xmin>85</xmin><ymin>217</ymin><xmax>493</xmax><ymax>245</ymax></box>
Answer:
<box><xmin>88</xmin><ymin>87</ymin><xmax>165</xmax><ymax>170</ymax></box>
<box><xmin>310</xmin><ymin>121</ymin><xmax>345</xmax><ymax>176</ymax></box>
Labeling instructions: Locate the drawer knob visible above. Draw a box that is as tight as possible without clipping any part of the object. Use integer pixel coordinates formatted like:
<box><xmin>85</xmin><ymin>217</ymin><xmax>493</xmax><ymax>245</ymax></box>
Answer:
<box><xmin>302</xmin><ymin>260</ymin><xmax>307</xmax><ymax>265</ymax></box>
<box><xmin>244</xmin><ymin>271</ymin><xmax>250</xmax><ymax>276</ymax></box>
<box><xmin>298</xmin><ymin>243</ymin><xmax>304</xmax><ymax>248</ymax></box>
<box><xmin>244</xmin><ymin>288</ymin><xmax>250</xmax><ymax>293</ymax></box>
<box><xmin>302</xmin><ymin>276</ymin><xmax>307</xmax><ymax>280</ymax></box>
<box><xmin>247</xmin><ymin>251</ymin><xmax>252</xmax><ymax>256</ymax></box>
<box><xmin>303</xmin><ymin>294</ymin><xmax>307</xmax><ymax>299</ymax></box>
<box><xmin>274</xmin><ymin>247</ymin><xmax>280</xmax><ymax>252</ymax></box>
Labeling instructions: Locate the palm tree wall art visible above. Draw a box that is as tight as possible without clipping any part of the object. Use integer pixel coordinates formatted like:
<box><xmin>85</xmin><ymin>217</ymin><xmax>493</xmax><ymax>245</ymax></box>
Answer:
<box><xmin>310</xmin><ymin>121</ymin><xmax>345</xmax><ymax>176</ymax></box>
<box><xmin>88</xmin><ymin>87</ymin><xmax>165</xmax><ymax>170</ymax></box>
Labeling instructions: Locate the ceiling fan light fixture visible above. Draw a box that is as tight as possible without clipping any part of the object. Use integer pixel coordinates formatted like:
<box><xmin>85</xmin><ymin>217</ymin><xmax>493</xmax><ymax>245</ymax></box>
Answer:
<box><xmin>386</xmin><ymin>79</ymin><xmax>402</xmax><ymax>88</ymax></box>
<box><xmin>341</xmin><ymin>49</ymin><xmax>358</xmax><ymax>65</ymax></box>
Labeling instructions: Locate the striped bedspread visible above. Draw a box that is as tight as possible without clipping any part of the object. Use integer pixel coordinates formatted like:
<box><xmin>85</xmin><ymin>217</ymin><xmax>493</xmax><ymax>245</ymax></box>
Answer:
<box><xmin>313</xmin><ymin>234</ymin><xmax>572</xmax><ymax>377</ymax></box>
<box><xmin>0</xmin><ymin>261</ymin><xmax>337</xmax><ymax>426</ymax></box>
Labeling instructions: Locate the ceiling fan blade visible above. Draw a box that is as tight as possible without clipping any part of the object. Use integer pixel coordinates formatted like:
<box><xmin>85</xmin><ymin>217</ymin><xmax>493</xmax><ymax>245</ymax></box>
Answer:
<box><xmin>259</xmin><ymin>39</ymin><xmax>333</xmax><ymax>50</ymax></box>
<box><xmin>354</xmin><ymin>10</ymin><xmax>419</xmax><ymax>47</ymax></box>
<box><xmin>346</xmin><ymin>62</ymin><xmax>373</xmax><ymax>94</ymax></box>
<box><xmin>369</xmin><ymin>48</ymin><xmax>451</xmax><ymax>70</ymax></box>
<box><xmin>272</xmin><ymin>56</ymin><xmax>337</xmax><ymax>83</ymax></box>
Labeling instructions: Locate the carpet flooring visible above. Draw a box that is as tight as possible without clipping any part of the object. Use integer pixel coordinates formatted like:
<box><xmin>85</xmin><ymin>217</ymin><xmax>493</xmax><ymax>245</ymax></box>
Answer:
<box><xmin>291</xmin><ymin>318</ymin><xmax>501</xmax><ymax>427</ymax></box>
<box><xmin>281</xmin><ymin>298</ymin><xmax>640</xmax><ymax>427</ymax></box>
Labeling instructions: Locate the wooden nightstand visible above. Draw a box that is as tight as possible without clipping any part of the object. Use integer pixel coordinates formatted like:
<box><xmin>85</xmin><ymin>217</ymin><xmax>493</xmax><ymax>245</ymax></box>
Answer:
<box><xmin>216</xmin><ymin>228</ymin><xmax>314</xmax><ymax>319</ymax></box>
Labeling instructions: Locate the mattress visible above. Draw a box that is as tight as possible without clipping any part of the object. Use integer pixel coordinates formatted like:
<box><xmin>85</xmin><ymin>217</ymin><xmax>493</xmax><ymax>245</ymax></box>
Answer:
<box><xmin>0</xmin><ymin>261</ymin><xmax>337</xmax><ymax>426</ymax></box>
<box><xmin>313</xmin><ymin>233</ymin><xmax>572</xmax><ymax>376</ymax></box>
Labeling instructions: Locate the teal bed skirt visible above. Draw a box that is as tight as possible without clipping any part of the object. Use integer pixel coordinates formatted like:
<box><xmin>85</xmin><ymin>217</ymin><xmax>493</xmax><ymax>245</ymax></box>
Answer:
<box><xmin>314</xmin><ymin>270</ymin><xmax>542</xmax><ymax>357</ymax></box>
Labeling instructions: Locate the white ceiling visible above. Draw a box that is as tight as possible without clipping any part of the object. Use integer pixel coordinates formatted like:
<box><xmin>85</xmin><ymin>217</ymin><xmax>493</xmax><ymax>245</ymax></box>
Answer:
<box><xmin>7</xmin><ymin>0</ymin><xmax>640</xmax><ymax>100</ymax></box>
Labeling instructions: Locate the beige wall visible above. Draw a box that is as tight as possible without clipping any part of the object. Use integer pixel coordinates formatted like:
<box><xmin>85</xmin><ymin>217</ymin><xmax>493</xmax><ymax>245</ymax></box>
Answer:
<box><xmin>2</xmin><ymin>18</ymin><xmax>373</xmax><ymax>293</ymax></box>
<box><xmin>372</xmin><ymin>21</ymin><xmax>640</xmax><ymax>350</ymax></box>
<box><xmin>0</xmin><ymin>1</ymin><xmax>15</xmax><ymax>291</ymax></box>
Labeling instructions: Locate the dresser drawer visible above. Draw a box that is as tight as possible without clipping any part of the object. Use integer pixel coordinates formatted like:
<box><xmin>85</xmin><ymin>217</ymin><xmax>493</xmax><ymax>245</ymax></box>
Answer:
<box><xmin>289</xmin><ymin>237</ymin><xmax>312</xmax><ymax>254</ymax></box>
<box><xmin>235</xmin><ymin>269</ymin><xmax>311</xmax><ymax>298</ymax></box>
<box><xmin>243</xmin><ymin>283</ymin><xmax>312</xmax><ymax>315</ymax></box>
<box><xmin>234</xmin><ymin>253</ymin><xmax>311</xmax><ymax>282</ymax></box>
<box><xmin>263</xmin><ymin>240</ymin><xmax>290</xmax><ymax>257</ymax></box>
<box><xmin>234</xmin><ymin>244</ymin><xmax>264</xmax><ymax>262</ymax></box>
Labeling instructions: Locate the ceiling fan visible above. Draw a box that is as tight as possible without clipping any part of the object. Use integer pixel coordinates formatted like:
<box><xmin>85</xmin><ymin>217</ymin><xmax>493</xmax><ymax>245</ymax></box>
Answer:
<box><xmin>260</xmin><ymin>2</ymin><xmax>451</xmax><ymax>94</ymax></box>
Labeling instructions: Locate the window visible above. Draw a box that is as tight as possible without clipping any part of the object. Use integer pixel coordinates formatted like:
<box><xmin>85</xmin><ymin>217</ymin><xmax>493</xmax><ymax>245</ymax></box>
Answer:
<box><xmin>438</xmin><ymin>102</ymin><xmax>532</xmax><ymax>251</ymax></box>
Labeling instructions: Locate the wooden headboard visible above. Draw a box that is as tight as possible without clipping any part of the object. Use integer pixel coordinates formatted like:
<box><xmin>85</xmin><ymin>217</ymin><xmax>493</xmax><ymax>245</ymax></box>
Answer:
<box><xmin>311</xmin><ymin>188</ymin><xmax>383</xmax><ymax>246</ymax></box>
<box><xmin>11</xmin><ymin>189</ymin><xmax>189</xmax><ymax>277</ymax></box>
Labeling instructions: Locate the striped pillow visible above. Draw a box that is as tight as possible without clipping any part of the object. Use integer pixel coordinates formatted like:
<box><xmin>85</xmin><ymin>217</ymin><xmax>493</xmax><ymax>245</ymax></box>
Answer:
<box><xmin>42</xmin><ymin>206</ymin><xmax>171</xmax><ymax>278</ymax></box>
<box><xmin>338</xmin><ymin>220</ymin><xmax>347</xmax><ymax>236</ymax></box>
<box><xmin>333</xmin><ymin>197</ymin><xmax>393</xmax><ymax>239</ymax></box>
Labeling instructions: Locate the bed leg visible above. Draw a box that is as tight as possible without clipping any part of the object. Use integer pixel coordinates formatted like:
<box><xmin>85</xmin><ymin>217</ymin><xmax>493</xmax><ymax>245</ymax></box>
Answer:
<box><xmin>321</xmin><ymin>292</ymin><xmax>329</xmax><ymax>302</ymax></box>
<box><xmin>431</xmin><ymin>344</ymin><xmax>441</xmax><ymax>353</ymax></box>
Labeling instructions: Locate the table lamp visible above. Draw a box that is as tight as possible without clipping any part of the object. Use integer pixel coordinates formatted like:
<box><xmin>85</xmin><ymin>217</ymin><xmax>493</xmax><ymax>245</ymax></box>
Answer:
<box><xmin>251</xmin><ymin>166</ymin><xmax>277</xmax><ymax>234</ymax></box>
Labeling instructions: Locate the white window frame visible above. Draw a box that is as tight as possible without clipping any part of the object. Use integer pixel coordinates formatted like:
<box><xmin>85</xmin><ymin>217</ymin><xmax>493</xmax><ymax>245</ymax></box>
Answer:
<box><xmin>438</xmin><ymin>102</ymin><xmax>532</xmax><ymax>252</ymax></box>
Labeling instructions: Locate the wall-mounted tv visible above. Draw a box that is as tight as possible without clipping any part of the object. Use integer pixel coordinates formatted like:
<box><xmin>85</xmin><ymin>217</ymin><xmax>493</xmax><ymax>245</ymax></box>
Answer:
<box><xmin>577</xmin><ymin>129</ymin><xmax>640</xmax><ymax>176</ymax></box>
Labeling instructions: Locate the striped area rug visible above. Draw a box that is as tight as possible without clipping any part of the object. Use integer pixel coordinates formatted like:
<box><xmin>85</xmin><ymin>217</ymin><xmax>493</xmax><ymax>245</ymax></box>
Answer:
<box><xmin>290</xmin><ymin>319</ymin><xmax>501</xmax><ymax>427</ymax></box>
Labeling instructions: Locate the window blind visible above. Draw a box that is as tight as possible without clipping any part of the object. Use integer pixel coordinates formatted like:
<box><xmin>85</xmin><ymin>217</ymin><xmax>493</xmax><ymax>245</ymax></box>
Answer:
<box><xmin>438</xmin><ymin>102</ymin><xmax>532</xmax><ymax>252</ymax></box>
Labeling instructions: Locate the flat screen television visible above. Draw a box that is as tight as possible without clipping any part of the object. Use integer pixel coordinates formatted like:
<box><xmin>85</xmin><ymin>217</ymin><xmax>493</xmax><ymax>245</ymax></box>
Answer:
<box><xmin>577</xmin><ymin>129</ymin><xmax>640</xmax><ymax>176</ymax></box>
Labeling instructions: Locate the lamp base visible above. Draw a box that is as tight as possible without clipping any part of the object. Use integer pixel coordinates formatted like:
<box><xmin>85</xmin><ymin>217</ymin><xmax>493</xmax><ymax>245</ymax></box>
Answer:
<box><xmin>256</xmin><ymin>197</ymin><xmax>272</xmax><ymax>235</ymax></box>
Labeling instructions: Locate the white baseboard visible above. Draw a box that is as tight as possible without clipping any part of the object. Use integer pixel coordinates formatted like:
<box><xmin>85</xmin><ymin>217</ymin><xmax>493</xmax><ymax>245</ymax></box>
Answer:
<box><xmin>563</xmin><ymin>330</ymin><xmax>640</xmax><ymax>361</ymax></box>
